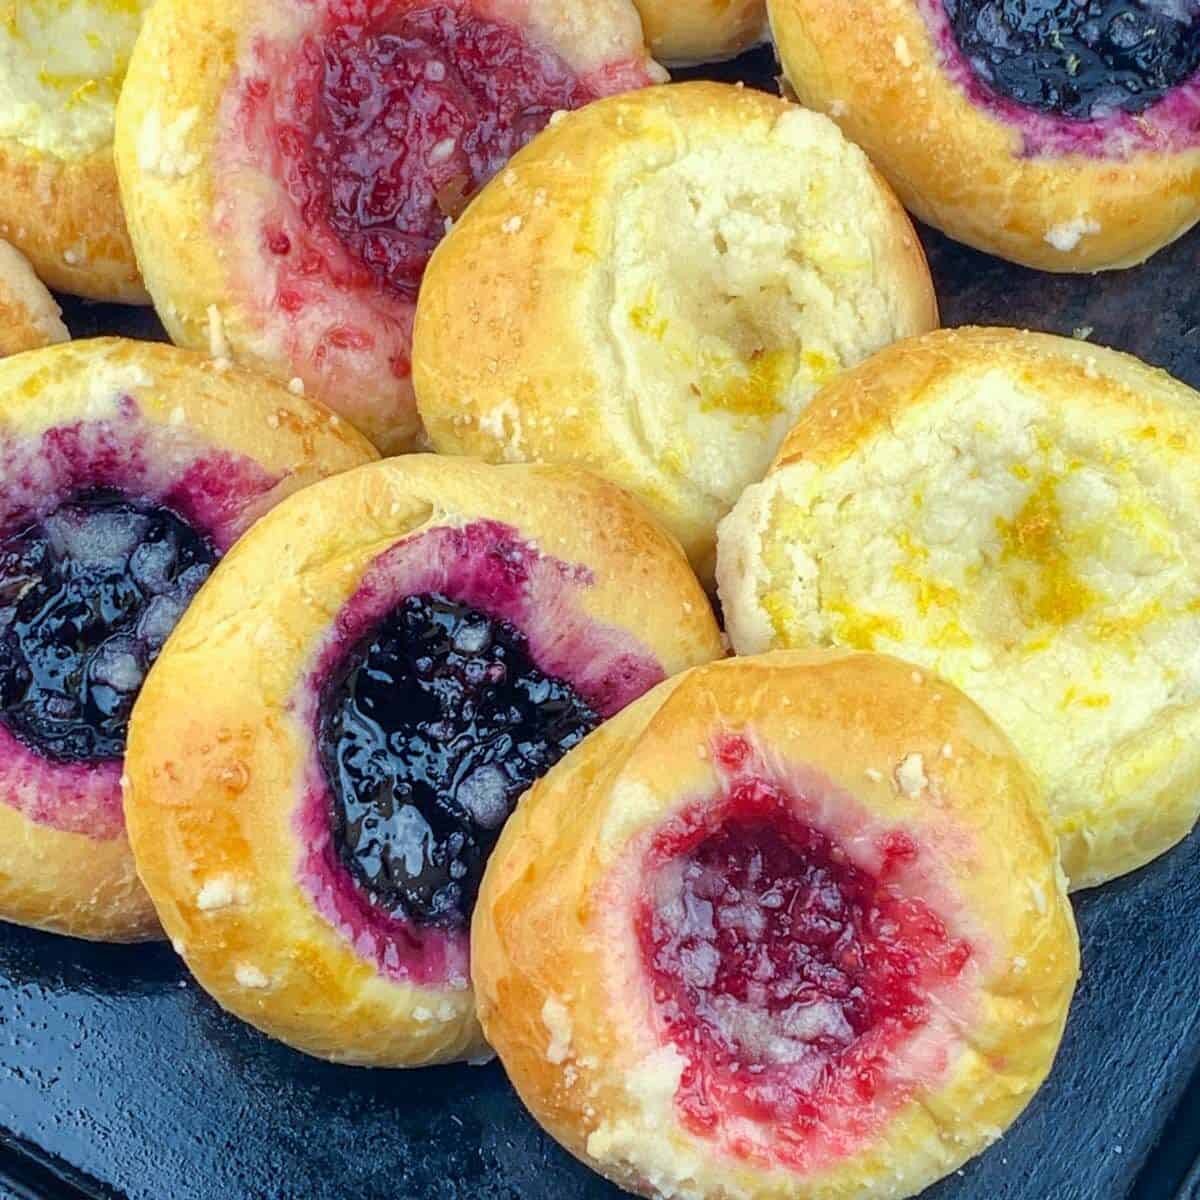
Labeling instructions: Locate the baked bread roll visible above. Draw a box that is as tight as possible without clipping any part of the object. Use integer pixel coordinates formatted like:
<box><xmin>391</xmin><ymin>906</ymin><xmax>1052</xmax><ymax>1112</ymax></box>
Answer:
<box><xmin>0</xmin><ymin>241</ymin><xmax>68</xmax><ymax>355</ymax></box>
<box><xmin>413</xmin><ymin>82</ymin><xmax>937</xmax><ymax>582</ymax></box>
<box><xmin>124</xmin><ymin>456</ymin><xmax>723</xmax><ymax>1066</ymax></box>
<box><xmin>0</xmin><ymin>339</ymin><xmax>375</xmax><ymax>942</ymax></box>
<box><xmin>768</xmin><ymin>0</ymin><xmax>1200</xmax><ymax>272</ymax></box>
<box><xmin>0</xmin><ymin>0</ymin><xmax>150</xmax><ymax>302</ymax></box>
<box><xmin>114</xmin><ymin>0</ymin><xmax>665</xmax><ymax>454</ymax></box>
<box><xmin>474</xmin><ymin>650</ymin><xmax>1078</xmax><ymax>1200</ymax></box>
<box><xmin>719</xmin><ymin>326</ymin><xmax>1200</xmax><ymax>890</ymax></box>
<box><xmin>632</xmin><ymin>0</ymin><xmax>767</xmax><ymax>66</ymax></box>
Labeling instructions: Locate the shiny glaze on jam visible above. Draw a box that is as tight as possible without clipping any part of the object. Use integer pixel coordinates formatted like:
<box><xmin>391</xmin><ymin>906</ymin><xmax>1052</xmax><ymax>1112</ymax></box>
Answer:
<box><xmin>946</xmin><ymin>0</ymin><xmax>1200</xmax><ymax>120</ymax></box>
<box><xmin>0</xmin><ymin>491</ymin><xmax>215</xmax><ymax>763</ymax></box>
<box><xmin>319</xmin><ymin>591</ymin><xmax>598</xmax><ymax>928</ymax></box>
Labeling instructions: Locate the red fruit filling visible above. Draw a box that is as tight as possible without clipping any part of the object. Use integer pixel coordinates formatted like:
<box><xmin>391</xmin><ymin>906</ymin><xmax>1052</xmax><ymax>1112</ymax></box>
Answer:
<box><xmin>638</xmin><ymin>775</ymin><xmax>971</xmax><ymax>1158</ymax></box>
<box><xmin>272</xmin><ymin>0</ymin><xmax>593</xmax><ymax>301</ymax></box>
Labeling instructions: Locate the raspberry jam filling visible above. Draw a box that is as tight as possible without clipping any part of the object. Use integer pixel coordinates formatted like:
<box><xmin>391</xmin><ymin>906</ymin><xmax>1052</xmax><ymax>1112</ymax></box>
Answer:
<box><xmin>638</xmin><ymin>774</ymin><xmax>971</xmax><ymax>1155</ymax></box>
<box><xmin>0</xmin><ymin>490</ymin><xmax>216</xmax><ymax>764</ymax></box>
<box><xmin>280</xmin><ymin>1</ymin><xmax>591</xmax><ymax>300</ymax></box>
<box><xmin>318</xmin><ymin>592</ymin><xmax>599</xmax><ymax>929</ymax></box>
<box><xmin>945</xmin><ymin>0</ymin><xmax>1200</xmax><ymax>121</ymax></box>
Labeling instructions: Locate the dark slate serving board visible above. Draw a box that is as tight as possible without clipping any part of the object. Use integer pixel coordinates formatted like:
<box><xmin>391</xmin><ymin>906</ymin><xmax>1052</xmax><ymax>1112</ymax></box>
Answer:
<box><xmin>2</xmin><ymin>44</ymin><xmax>1200</xmax><ymax>1200</ymax></box>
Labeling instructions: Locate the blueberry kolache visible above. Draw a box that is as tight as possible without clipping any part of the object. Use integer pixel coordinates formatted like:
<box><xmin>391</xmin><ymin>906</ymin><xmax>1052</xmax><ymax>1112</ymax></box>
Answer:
<box><xmin>473</xmin><ymin>651</ymin><xmax>1078</xmax><ymax>1200</ymax></box>
<box><xmin>0</xmin><ymin>339</ymin><xmax>375</xmax><ymax>942</ymax></box>
<box><xmin>123</xmin><ymin>456</ymin><xmax>724</xmax><ymax>1066</ymax></box>
<box><xmin>718</xmin><ymin>327</ymin><xmax>1200</xmax><ymax>890</ymax></box>
<box><xmin>768</xmin><ymin>0</ymin><xmax>1200</xmax><ymax>271</ymax></box>
<box><xmin>113</xmin><ymin>0</ymin><xmax>666</xmax><ymax>454</ymax></box>
<box><xmin>0</xmin><ymin>0</ymin><xmax>152</xmax><ymax>303</ymax></box>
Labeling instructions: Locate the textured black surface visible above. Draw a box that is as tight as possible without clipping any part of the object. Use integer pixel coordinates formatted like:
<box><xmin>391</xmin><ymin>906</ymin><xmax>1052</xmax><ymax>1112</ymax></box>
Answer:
<box><xmin>0</xmin><ymin>825</ymin><xmax>1197</xmax><ymax>1200</ymax></box>
<box><xmin>2</xmin><ymin>44</ymin><xmax>1200</xmax><ymax>1200</ymax></box>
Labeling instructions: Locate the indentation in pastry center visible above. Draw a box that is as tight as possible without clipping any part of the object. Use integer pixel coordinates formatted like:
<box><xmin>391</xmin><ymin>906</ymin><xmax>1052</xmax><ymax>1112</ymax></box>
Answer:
<box><xmin>638</xmin><ymin>776</ymin><xmax>970</xmax><ymax>1132</ymax></box>
<box><xmin>289</xmin><ymin>0</ymin><xmax>590</xmax><ymax>299</ymax></box>
<box><xmin>0</xmin><ymin>489</ymin><xmax>216</xmax><ymax>763</ymax></box>
<box><xmin>318</xmin><ymin>591</ymin><xmax>599</xmax><ymax>928</ymax></box>
<box><xmin>944</xmin><ymin>0</ymin><xmax>1200</xmax><ymax>120</ymax></box>
<box><xmin>606</xmin><ymin>135</ymin><xmax>904</xmax><ymax>513</ymax></box>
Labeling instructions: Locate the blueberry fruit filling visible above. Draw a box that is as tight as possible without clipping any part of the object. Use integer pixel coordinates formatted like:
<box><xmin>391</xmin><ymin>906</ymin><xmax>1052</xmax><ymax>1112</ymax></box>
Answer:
<box><xmin>297</xmin><ymin>3</ymin><xmax>591</xmax><ymax>299</ymax></box>
<box><xmin>0</xmin><ymin>490</ymin><xmax>216</xmax><ymax>763</ymax></box>
<box><xmin>946</xmin><ymin>0</ymin><xmax>1200</xmax><ymax>120</ymax></box>
<box><xmin>319</xmin><ymin>592</ymin><xmax>599</xmax><ymax>929</ymax></box>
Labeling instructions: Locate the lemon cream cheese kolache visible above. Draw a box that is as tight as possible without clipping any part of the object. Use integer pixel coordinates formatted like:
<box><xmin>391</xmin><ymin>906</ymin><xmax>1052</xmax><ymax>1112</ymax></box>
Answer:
<box><xmin>719</xmin><ymin>327</ymin><xmax>1200</xmax><ymax>889</ymax></box>
<box><xmin>413</xmin><ymin>82</ymin><xmax>938</xmax><ymax>583</ymax></box>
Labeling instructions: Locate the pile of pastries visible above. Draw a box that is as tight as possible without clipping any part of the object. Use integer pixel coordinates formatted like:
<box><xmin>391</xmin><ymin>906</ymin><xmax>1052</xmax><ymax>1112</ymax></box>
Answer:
<box><xmin>1</xmin><ymin>1</ymin><xmax>1198</xmax><ymax>1197</ymax></box>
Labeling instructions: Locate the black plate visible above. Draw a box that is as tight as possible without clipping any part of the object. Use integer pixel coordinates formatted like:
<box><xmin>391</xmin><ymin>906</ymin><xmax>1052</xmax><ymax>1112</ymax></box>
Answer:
<box><xmin>3</xmin><ymin>45</ymin><xmax>1200</xmax><ymax>1200</ymax></box>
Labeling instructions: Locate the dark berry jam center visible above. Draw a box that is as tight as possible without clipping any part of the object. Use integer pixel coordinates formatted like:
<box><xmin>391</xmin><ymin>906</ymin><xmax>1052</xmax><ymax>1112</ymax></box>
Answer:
<box><xmin>294</xmin><ymin>2</ymin><xmax>591</xmax><ymax>299</ymax></box>
<box><xmin>639</xmin><ymin>779</ymin><xmax>970</xmax><ymax>1132</ymax></box>
<box><xmin>319</xmin><ymin>592</ymin><xmax>599</xmax><ymax>929</ymax></box>
<box><xmin>0</xmin><ymin>491</ymin><xmax>216</xmax><ymax>763</ymax></box>
<box><xmin>946</xmin><ymin>0</ymin><xmax>1200</xmax><ymax>120</ymax></box>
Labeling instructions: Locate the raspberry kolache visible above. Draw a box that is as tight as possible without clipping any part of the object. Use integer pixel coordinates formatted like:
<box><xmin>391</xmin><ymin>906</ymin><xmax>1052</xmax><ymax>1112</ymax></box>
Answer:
<box><xmin>473</xmin><ymin>651</ymin><xmax>1079</xmax><ymax>1200</ymax></box>
<box><xmin>719</xmin><ymin>326</ymin><xmax>1200</xmax><ymax>890</ymax></box>
<box><xmin>123</xmin><ymin>456</ymin><xmax>723</xmax><ymax>1066</ymax></box>
<box><xmin>0</xmin><ymin>339</ymin><xmax>375</xmax><ymax>942</ymax></box>
<box><xmin>113</xmin><ymin>0</ymin><xmax>665</xmax><ymax>454</ymax></box>
<box><xmin>768</xmin><ymin>0</ymin><xmax>1200</xmax><ymax>272</ymax></box>
<box><xmin>0</xmin><ymin>0</ymin><xmax>151</xmax><ymax>302</ymax></box>
<box><xmin>632</xmin><ymin>0</ymin><xmax>768</xmax><ymax>66</ymax></box>
<box><xmin>413</xmin><ymin>82</ymin><xmax>938</xmax><ymax>582</ymax></box>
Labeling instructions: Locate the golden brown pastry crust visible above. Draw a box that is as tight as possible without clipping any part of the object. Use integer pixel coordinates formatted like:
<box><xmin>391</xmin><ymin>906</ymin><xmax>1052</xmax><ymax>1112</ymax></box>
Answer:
<box><xmin>718</xmin><ymin>326</ymin><xmax>1200</xmax><ymax>889</ymax></box>
<box><xmin>0</xmin><ymin>239</ymin><xmax>68</xmax><ymax>355</ymax></box>
<box><xmin>0</xmin><ymin>338</ymin><xmax>376</xmax><ymax>942</ymax></box>
<box><xmin>474</xmin><ymin>650</ymin><xmax>1078</xmax><ymax>1200</ymax></box>
<box><xmin>0</xmin><ymin>799</ymin><xmax>153</xmax><ymax>941</ymax></box>
<box><xmin>114</xmin><ymin>0</ymin><xmax>664</xmax><ymax>453</ymax></box>
<box><xmin>0</xmin><ymin>143</ymin><xmax>146</xmax><ymax>304</ymax></box>
<box><xmin>632</xmin><ymin>0</ymin><xmax>767</xmax><ymax>65</ymax></box>
<box><xmin>414</xmin><ymin>81</ymin><xmax>937</xmax><ymax>582</ymax></box>
<box><xmin>124</xmin><ymin>455</ymin><xmax>724</xmax><ymax>1065</ymax></box>
<box><xmin>768</xmin><ymin>0</ymin><xmax>1200</xmax><ymax>272</ymax></box>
